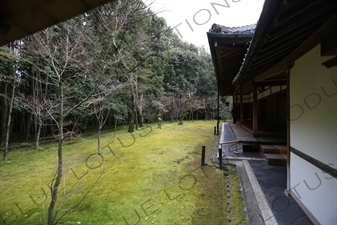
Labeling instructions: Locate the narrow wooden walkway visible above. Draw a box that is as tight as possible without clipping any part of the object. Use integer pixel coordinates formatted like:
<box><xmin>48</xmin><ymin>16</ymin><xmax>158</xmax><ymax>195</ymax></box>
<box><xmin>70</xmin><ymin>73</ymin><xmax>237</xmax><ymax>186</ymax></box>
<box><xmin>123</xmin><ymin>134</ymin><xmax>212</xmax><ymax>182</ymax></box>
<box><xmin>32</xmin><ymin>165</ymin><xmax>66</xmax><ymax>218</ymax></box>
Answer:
<box><xmin>216</xmin><ymin>123</ymin><xmax>264</xmax><ymax>160</ymax></box>
<box><xmin>228</xmin><ymin>121</ymin><xmax>286</xmax><ymax>145</ymax></box>
<box><xmin>226</xmin><ymin>121</ymin><xmax>287</xmax><ymax>166</ymax></box>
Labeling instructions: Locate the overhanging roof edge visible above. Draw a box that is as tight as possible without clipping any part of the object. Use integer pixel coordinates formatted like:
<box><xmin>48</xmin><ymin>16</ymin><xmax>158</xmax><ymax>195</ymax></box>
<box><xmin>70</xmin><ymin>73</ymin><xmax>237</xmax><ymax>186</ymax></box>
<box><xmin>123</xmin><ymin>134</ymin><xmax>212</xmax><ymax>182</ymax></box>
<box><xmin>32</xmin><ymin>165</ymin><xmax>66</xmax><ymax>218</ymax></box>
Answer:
<box><xmin>207</xmin><ymin>31</ymin><xmax>253</xmax><ymax>96</ymax></box>
<box><xmin>207</xmin><ymin>32</ymin><xmax>222</xmax><ymax>94</ymax></box>
<box><xmin>232</xmin><ymin>0</ymin><xmax>282</xmax><ymax>85</ymax></box>
<box><xmin>206</xmin><ymin>32</ymin><xmax>254</xmax><ymax>39</ymax></box>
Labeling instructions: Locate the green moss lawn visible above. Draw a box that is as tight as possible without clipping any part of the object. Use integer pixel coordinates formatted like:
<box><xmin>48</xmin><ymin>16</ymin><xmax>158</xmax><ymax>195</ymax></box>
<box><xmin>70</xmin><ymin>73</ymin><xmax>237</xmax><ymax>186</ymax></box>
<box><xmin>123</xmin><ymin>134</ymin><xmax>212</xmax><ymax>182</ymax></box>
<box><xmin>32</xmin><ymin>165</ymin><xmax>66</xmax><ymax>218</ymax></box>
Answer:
<box><xmin>0</xmin><ymin>121</ymin><xmax>247</xmax><ymax>225</ymax></box>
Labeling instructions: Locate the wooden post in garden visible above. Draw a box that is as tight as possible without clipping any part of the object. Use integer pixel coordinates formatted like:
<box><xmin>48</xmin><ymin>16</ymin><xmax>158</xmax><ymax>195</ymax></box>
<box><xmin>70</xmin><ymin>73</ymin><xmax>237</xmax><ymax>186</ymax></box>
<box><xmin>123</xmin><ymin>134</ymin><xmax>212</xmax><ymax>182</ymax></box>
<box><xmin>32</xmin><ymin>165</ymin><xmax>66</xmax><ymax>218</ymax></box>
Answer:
<box><xmin>218</xmin><ymin>148</ymin><xmax>223</xmax><ymax>170</ymax></box>
<box><xmin>201</xmin><ymin>146</ymin><xmax>206</xmax><ymax>166</ymax></box>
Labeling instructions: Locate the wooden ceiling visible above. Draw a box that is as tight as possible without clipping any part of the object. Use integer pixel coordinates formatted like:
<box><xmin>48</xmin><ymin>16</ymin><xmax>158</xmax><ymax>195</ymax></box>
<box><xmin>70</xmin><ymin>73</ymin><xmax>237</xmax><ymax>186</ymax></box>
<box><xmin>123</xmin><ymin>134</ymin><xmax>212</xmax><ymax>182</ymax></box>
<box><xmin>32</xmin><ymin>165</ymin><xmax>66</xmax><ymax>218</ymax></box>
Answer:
<box><xmin>208</xmin><ymin>0</ymin><xmax>337</xmax><ymax>96</ymax></box>
<box><xmin>235</xmin><ymin>0</ymin><xmax>337</xmax><ymax>84</ymax></box>
<box><xmin>207</xmin><ymin>33</ymin><xmax>253</xmax><ymax>96</ymax></box>
<box><xmin>0</xmin><ymin>0</ymin><xmax>115</xmax><ymax>46</ymax></box>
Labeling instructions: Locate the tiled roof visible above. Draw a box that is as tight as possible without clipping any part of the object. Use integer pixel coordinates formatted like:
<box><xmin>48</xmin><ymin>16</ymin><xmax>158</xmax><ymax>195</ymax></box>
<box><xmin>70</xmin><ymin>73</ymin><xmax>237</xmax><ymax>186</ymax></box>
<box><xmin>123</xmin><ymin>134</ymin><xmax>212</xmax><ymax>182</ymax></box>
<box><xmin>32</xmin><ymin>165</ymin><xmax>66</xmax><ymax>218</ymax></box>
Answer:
<box><xmin>209</xmin><ymin>24</ymin><xmax>256</xmax><ymax>34</ymax></box>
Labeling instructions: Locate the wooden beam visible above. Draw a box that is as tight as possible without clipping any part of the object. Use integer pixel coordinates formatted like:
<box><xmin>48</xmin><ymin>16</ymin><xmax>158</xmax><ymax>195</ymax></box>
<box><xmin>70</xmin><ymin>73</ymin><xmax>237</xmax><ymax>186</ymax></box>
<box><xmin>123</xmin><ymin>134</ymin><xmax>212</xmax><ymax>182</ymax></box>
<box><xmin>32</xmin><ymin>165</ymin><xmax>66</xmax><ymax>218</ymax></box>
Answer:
<box><xmin>276</xmin><ymin>1</ymin><xmax>319</xmax><ymax>23</ymax></box>
<box><xmin>322</xmin><ymin>56</ymin><xmax>337</xmax><ymax>69</ymax></box>
<box><xmin>216</xmin><ymin>44</ymin><xmax>250</xmax><ymax>50</ymax></box>
<box><xmin>255</xmin><ymin>79</ymin><xmax>287</xmax><ymax>86</ymax></box>
<box><xmin>291</xmin><ymin>147</ymin><xmax>337</xmax><ymax>179</ymax></box>
<box><xmin>287</xmin><ymin>15</ymin><xmax>337</xmax><ymax>64</ymax></box>
<box><xmin>254</xmin><ymin>59</ymin><xmax>290</xmax><ymax>82</ymax></box>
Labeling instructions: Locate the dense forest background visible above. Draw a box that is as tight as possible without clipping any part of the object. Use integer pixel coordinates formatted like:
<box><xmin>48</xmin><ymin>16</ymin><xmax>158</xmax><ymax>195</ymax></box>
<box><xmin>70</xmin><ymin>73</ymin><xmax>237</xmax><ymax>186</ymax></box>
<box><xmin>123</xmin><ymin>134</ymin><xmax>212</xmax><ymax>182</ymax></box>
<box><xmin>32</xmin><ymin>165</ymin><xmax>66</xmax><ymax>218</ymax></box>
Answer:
<box><xmin>0</xmin><ymin>0</ymin><xmax>230</xmax><ymax>152</ymax></box>
<box><xmin>0</xmin><ymin>1</ymin><xmax>232</xmax><ymax>223</ymax></box>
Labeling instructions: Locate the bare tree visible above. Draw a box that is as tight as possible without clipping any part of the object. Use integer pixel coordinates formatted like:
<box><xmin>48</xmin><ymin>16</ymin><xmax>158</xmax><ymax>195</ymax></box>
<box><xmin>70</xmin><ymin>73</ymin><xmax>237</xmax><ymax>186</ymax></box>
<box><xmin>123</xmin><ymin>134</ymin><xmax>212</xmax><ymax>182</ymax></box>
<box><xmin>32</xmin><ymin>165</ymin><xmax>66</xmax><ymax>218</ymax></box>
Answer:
<box><xmin>25</xmin><ymin>19</ymin><xmax>96</xmax><ymax>224</ymax></box>
<box><xmin>188</xmin><ymin>97</ymin><xmax>204</xmax><ymax>121</ymax></box>
<box><xmin>2</xmin><ymin>74</ymin><xmax>16</xmax><ymax>161</ymax></box>
<box><xmin>176</xmin><ymin>92</ymin><xmax>194</xmax><ymax>125</ymax></box>
<box><xmin>0</xmin><ymin>45</ymin><xmax>19</xmax><ymax>161</ymax></box>
<box><xmin>93</xmin><ymin>0</ymin><xmax>164</xmax><ymax>132</ymax></box>
<box><xmin>82</xmin><ymin>7</ymin><xmax>133</xmax><ymax>153</ymax></box>
<box><xmin>85</xmin><ymin>82</ymin><xmax>124</xmax><ymax>155</ymax></box>
<box><xmin>19</xmin><ymin>81</ymin><xmax>49</xmax><ymax>149</ymax></box>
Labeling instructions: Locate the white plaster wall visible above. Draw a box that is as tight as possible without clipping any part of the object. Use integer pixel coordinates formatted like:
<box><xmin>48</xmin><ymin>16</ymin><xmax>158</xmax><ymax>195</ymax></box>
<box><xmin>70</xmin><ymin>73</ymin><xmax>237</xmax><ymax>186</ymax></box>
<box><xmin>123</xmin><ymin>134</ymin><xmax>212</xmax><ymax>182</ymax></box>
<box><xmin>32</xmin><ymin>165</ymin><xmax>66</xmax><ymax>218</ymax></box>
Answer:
<box><xmin>290</xmin><ymin>153</ymin><xmax>337</xmax><ymax>224</ymax></box>
<box><xmin>290</xmin><ymin>44</ymin><xmax>337</xmax><ymax>224</ymax></box>
<box><xmin>271</xmin><ymin>86</ymin><xmax>281</xmax><ymax>94</ymax></box>
<box><xmin>290</xmin><ymin>45</ymin><xmax>337</xmax><ymax>164</ymax></box>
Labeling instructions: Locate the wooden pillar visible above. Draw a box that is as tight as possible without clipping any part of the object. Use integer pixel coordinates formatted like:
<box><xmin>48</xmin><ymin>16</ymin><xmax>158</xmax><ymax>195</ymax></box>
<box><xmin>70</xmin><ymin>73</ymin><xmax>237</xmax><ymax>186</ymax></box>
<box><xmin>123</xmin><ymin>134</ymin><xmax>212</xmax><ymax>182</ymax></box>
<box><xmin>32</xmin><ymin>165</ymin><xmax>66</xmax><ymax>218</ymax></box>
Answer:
<box><xmin>240</xmin><ymin>85</ymin><xmax>243</xmax><ymax>123</ymax></box>
<box><xmin>217</xmin><ymin>81</ymin><xmax>220</xmax><ymax>135</ymax></box>
<box><xmin>253</xmin><ymin>84</ymin><xmax>258</xmax><ymax>137</ymax></box>
<box><xmin>286</xmin><ymin>70</ymin><xmax>291</xmax><ymax>193</ymax></box>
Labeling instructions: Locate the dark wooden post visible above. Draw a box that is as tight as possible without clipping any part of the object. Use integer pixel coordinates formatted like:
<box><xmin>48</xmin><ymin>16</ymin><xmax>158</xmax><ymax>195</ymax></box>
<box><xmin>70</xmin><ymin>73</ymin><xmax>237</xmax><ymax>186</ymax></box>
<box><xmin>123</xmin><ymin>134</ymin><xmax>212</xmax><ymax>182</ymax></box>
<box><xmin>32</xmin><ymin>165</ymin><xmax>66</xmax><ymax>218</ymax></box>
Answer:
<box><xmin>218</xmin><ymin>148</ymin><xmax>223</xmax><ymax>170</ymax></box>
<box><xmin>253</xmin><ymin>84</ymin><xmax>258</xmax><ymax>137</ymax></box>
<box><xmin>286</xmin><ymin>70</ymin><xmax>291</xmax><ymax>192</ymax></box>
<box><xmin>240</xmin><ymin>85</ymin><xmax>243</xmax><ymax>123</ymax></box>
<box><xmin>201</xmin><ymin>146</ymin><xmax>206</xmax><ymax>166</ymax></box>
<box><xmin>217</xmin><ymin>82</ymin><xmax>220</xmax><ymax>135</ymax></box>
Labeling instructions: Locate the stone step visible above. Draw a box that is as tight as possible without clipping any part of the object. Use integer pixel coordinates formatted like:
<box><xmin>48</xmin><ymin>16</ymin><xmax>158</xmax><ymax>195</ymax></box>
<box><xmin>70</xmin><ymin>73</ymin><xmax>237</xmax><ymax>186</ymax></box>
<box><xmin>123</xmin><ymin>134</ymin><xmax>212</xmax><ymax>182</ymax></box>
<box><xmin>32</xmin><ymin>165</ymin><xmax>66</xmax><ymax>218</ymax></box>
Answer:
<box><xmin>260</xmin><ymin>145</ymin><xmax>279</xmax><ymax>153</ymax></box>
<box><xmin>280</xmin><ymin>153</ymin><xmax>288</xmax><ymax>161</ymax></box>
<box><xmin>274</xmin><ymin>145</ymin><xmax>287</xmax><ymax>154</ymax></box>
<box><xmin>263</xmin><ymin>153</ymin><xmax>287</xmax><ymax>166</ymax></box>
<box><xmin>260</xmin><ymin>144</ymin><xmax>287</xmax><ymax>154</ymax></box>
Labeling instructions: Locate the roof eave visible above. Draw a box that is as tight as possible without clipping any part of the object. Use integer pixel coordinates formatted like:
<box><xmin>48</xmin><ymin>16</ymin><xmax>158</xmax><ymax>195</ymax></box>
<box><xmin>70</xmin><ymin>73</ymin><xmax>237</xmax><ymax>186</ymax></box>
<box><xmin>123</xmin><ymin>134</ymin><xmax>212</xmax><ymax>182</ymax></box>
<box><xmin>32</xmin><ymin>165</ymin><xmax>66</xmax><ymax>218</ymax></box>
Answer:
<box><xmin>207</xmin><ymin>32</ymin><xmax>254</xmax><ymax>96</ymax></box>
<box><xmin>232</xmin><ymin>0</ymin><xmax>282</xmax><ymax>85</ymax></box>
<box><xmin>0</xmin><ymin>0</ymin><xmax>115</xmax><ymax>46</ymax></box>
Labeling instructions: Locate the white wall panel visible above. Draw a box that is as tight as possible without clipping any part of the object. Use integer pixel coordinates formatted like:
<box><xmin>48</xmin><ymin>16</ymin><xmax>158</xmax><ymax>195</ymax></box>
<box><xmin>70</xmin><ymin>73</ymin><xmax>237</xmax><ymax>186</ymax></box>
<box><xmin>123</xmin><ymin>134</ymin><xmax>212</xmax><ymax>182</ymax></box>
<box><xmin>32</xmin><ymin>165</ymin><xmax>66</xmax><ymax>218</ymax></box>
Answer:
<box><xmin>290</xmin><ymin>44</ymin><xmax>337</xmax><ymax>224</ymax></box>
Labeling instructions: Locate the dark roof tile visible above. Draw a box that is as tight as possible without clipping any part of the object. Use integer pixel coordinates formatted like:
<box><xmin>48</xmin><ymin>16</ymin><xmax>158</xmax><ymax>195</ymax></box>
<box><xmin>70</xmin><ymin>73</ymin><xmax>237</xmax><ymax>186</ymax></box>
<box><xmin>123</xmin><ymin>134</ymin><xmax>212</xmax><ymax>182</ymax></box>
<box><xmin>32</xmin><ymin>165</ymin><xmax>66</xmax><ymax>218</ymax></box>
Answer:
<box><xmin>209</xmin><ymin>23</ymin><xmax>256</xmax><ymax>34</ymax></box>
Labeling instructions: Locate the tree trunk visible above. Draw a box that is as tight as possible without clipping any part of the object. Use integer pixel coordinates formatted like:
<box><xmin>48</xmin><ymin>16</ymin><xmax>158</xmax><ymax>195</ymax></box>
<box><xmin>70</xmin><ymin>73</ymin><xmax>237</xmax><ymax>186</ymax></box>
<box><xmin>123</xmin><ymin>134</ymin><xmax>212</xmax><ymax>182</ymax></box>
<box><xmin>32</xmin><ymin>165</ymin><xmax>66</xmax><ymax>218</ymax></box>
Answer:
<box><xmin>138</xmin><ymin>110</ymin><xmax>144</xmax><ymax>128</ymax></box>
<box><xmin>98</xmin><ymin>112</ymin><xmax>105</xmax><ymax>155</ymax></box>
<box><xmin>48</xmin><ymin>83</ymin><xmax>64</xmax><ymax>225</ymax></box>
<box><xmin>128</xmin><ymin>108</ymin><xmax>135</xmax><ymax>133</ymax></box>
<box><xmin>3</xmin><ymin>81</ymin><xmax>15</xmax><ymax>161</ymax></box>
<box><xmin>204</xmin><ymin>98</ymin><xmax>207</xmax><ymax>120</ymax></box>
<box><xmin>136</xmin><ymin>93</ymin><xmax>144</xmax><ymax>128</ymax></box>
<box><xmin>97</xmin><ymin>127</ymin><xmax>101</xmax><ymax>155</ymax></box>
<box><xmin>178</xmin><ymin>104</ymin><xmax>184</xmax><ymax>125</ymax></box>
<box><xmin>128</xmin><ymin>88</ymin><xmax>135</xmax><ymax>133</ymax></box>
<box><xmin>25</xmin><ymin>113</ymin><xmax>32</xmax><ymax>141</ymax></box>
<box><xmin>134</xmin><ymin>108</ymin><xmax>139</xmax><ymax>130</ymax></box>
<box><xmin>178</xmin><ymin>101</ymin><xmax>184</xmax><ymax>125</ymax></box>
<box><xmin>170</xmin><ymin>97</ymin><xmax>174</xmax><ymax>123</ymax></box>
<box><xmin>35</xmin><ymin>117</ymin><xmax>42</xmax><ymax>149</ymax></box>
<box><xmin>1</xmin><ymin>83</ymin><xmax>8</xmax><ymax>147</ymax></box>
<box><xmin>114</xmin><ymin>118</ymin><xmax>117</xmax><ymax>137</ymax></box>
